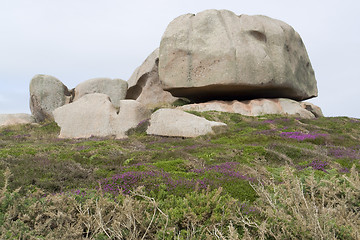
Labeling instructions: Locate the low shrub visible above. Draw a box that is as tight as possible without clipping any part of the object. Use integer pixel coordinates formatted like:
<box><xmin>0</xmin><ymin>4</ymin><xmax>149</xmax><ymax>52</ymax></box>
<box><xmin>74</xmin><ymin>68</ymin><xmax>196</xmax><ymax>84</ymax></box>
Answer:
<box><xmin>1</xmin><ymin>168</ymin><xmax>245</xmax><ymax>239</ymax></box>
<box><xmin>240</xmin><ymin>165</ymin><xmax>360</xmax><ymax>240</ymax></box>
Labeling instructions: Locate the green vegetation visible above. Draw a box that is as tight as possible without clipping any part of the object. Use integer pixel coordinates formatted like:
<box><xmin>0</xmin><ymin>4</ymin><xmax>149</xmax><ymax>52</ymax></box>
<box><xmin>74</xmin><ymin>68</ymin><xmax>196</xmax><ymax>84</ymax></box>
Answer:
<box><xmin>0</xmin><ymin>112</ymin><xmax>359</xmax><ymax>239</ymax></box>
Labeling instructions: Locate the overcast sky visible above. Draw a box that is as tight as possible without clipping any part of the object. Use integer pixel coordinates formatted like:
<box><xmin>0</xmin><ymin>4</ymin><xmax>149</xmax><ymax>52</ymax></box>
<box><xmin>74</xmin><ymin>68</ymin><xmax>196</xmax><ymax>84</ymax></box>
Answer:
<box><xmin>1</xmin><ymin>0</ymin><xmax>359</xmax><ymax>118</ymax></box>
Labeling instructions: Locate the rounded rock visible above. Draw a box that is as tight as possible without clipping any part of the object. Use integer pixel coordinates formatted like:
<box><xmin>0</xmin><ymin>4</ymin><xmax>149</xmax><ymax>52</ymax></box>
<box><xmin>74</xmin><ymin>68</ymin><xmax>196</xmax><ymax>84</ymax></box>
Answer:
<box><xmin>126</xmin><ymin>48</ymin><xmax>179</xmax><ymax>108</ymax></box>
<box><xmin>73</xmin><ymin>78</ymin><xmax>128</xmax><ymax>108</ymax></box>
<box><xmin>159</xmin><ymin>9</ymin><xmax>318</xmax><ymax>102</ymax></box>
<box><xmin>29</xmin><ymin>74</ymin><xmax>71</xmax><ymax>122</ymax></box>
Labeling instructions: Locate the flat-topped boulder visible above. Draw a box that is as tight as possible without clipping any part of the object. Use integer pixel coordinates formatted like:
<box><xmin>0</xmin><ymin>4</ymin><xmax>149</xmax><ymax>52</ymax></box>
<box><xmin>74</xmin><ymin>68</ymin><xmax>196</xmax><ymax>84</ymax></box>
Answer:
<box><xmin>30</xmin><ymin>74</ymin><xmax>72</xmax><ymax>122</ymax></box>
<box><xmin>159</xmin><ymin>9</ymin><xmax>318</xmax><ymax>102</ymax></box>
<box><xmin>126</xmin><ymin>48</ymin><xmax>179</xmax><ymax>108</ymax></box>
<box><xmin>73</xmin><ymin>78</ymin><xmax>127</xmax><ymax>108</ymax></box>
<box><xmin>53</xmin><ymin>93</ymin><xmax>150</xmax><ymax>139</ymax></box>
<box><xmin>146</xmin><ymin>108</ymin><xmax>227</xmax><ymax>137</ymax></box>
<box><xmin>0</xmin><ymin>113</ymin><xmax>35</xmax><ymax>127</ymax></box>
<box><xmin>179</xmin><ymin>98</ymin><xmax>322</xmax><ymax>119</ymax></box>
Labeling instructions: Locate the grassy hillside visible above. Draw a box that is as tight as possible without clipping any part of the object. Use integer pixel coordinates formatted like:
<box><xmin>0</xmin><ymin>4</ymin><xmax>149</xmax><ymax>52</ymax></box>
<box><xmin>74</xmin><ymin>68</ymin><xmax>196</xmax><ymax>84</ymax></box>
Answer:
<box><xmin>1</xmin><ymin>111</ymin><xmax>359</xmax><ymax>239</ymax></box>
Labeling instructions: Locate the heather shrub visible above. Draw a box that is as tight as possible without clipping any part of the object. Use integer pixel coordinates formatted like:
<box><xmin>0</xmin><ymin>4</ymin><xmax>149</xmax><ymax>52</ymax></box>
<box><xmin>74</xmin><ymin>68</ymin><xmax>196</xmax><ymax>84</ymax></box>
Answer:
<box><xmin>156</xmin><ymin>186</ymin><xmax>241</xmax><ymax>239</ymax></box>
<box><xmin>1</xmin><ymin>168</ymin><xmax>245</xmax><ymax>239</ymax></box>
<box><xmin>241</xmin><ymin>165</ymin><xmax>360</xmax><ymax>240</ymax></box>
<box><xmin>1</xmin><ymin>114</ymin><xmax>360</xmax><ymax>239</ymax></box>
<box><xmin>5</xmin><ymin>164</ymin><xmax>359</xmax><ymax>239</ymax></box>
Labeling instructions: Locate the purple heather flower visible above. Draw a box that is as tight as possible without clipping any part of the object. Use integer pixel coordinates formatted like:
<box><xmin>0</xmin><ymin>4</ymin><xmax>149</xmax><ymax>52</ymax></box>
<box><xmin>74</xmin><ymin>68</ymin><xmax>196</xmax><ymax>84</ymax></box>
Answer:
<box><xmin>280</xmin><ymin>132</ymin><xmax>327</xmax><ymax>141</ymax></box>
<box><xmin>76</xmin><ymin>145</ymin><xmax>89</xmax><ymax>151</ymax></box>
<box><xmin>350</xmin><ymin>119</ymin><xmax>360</xmax><ymax>123</ymax></box>
<box><xmin>297</xmin><ymin>160</ymin><xmax>329</xmax><ymax>173</ymax></box>
<box><xmin>338</xmin><ymin>167</ymin><xmax>350</xmax><ymax>173</ymax></box>
<box><xmin>96</xmin><ymin>162</ymin><xmax>256</xmax><ymax>196</ymax></box>
<box><xmin>263</xmin><ymin>120</ymin><xmax>275</xmax><ymax>124</ymax></box>
<box><xmin>13</xmin><ymin>134</ymin><xmax>31</xmax><ymax>139</ymax></box>
<box><xmin>328</xmin><ymin>146</ymin><xmax>360</xmax><ymax>159</ymax></box>
<box><xmin>136</xmin><ymin>119</ymin><xmax>149</xmax><ymax>127</ymax></box>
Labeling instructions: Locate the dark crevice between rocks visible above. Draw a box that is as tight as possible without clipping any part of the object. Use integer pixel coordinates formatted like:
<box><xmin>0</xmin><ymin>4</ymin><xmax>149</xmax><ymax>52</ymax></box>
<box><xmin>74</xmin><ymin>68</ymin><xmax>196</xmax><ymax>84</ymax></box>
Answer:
<box><xmin>126</xmin><ymin>73</ymin><xmax>149</xmax><ymax>100</ymax></box>
<box><xmin>66</xmin><ymin>88</ymin><xmax>75</xmax><ymax>103</ymax></box>
<box><xmin>302</xmin><ymin>104</ymin><xmax>321</xmax><ymax>118</ymax></box>
<box><xmin>126</xmin><ymin>57</ymin><xmax>159</xmax><ymax>100</ymax></box>
<box><xmin>164</xmin><ymin>84</ymin><xmax>315</xmax><ymax>103</ymax></box>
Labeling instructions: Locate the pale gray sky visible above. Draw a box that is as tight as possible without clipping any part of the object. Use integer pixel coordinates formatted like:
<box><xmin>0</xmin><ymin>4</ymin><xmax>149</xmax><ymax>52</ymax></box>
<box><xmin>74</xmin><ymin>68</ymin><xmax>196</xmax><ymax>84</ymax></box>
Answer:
<box><xmin>1</xmin><ymin>0</ymin><xmax>359</xmax><ymax>117</ymax></box>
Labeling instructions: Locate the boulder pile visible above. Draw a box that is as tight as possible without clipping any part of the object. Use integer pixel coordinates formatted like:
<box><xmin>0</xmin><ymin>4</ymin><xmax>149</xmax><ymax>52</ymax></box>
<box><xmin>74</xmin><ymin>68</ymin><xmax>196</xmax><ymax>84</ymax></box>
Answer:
<box><xmin>29</xmin><ymin>75</ymin><xmax>128</xmax><ymax>122</ymax></box>
<box><xmin>1</xmin><ymin>9</ymin><xmax>323</xmax><ymax>139</ymax></box>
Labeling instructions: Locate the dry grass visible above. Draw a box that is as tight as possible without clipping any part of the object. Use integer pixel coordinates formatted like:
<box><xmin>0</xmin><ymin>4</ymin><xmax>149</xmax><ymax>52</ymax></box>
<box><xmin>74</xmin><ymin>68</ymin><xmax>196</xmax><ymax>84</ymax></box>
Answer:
<box><xmin>0</xmin><ymin>168</ymin><xmax>242</xmax><ymax>239</ymax></box>
<box><xmin>2</xmin><ymin>165</ymin><xmax>359</xmax><ymax>239</ymax></box>
<box><xmin>1</xmin><ymin>185</ymin><xmax>168</xmax><ymax>239</ymax></box>
<box><xmin>239</xmin><ymin>165</ymin><xmax>360</xmax><ymax>240</ymax></box>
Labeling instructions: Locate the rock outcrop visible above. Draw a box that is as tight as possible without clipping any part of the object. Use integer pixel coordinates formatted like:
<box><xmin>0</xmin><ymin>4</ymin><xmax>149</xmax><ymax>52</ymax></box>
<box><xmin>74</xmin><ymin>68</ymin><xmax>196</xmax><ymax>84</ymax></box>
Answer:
<box><xmin>300</xmin><ymin>102</ymin><xmax>324</xmax><ymax>118</ymax></box>
<box><xmin>30</xmin><ymin>74</ymin><xmax>72</xmax><ymax>122</ymax></box>
<box><xmin>53</xmin><ymin>93</ymin><xmax>150</xmax><ymax>139</ymax></box>
<box><xmin>159</xmin><ymin>9</ymin><xmax>318</xmax><ymax>102</ymax></box>
<box><xmin>73</xmin><ymin>78</ymin><xmax>128</xmax><ymax>108</ymax></box>
<box><xmin>179</xmin><ymin>98</ymin><xmax>322</xmax><ymax>119</ymax></box>
<box><xmin>22</xmin><ymin>10</ymin><xmax>323</xmax><ymax>139</ymax></box>
<box><xmin>0</xmin><ymin>114</ymin><xmax>35</xmax><ymax>127</ymax></box>
<box><xmin>146</xmin><ymin>108</ymin><xmax>227</xmax><ymax>137</ymax></box>
<box><xmin>126</xmin><ymin>48</ymin><xmax>179</xmax><ymax>108</ymax></box>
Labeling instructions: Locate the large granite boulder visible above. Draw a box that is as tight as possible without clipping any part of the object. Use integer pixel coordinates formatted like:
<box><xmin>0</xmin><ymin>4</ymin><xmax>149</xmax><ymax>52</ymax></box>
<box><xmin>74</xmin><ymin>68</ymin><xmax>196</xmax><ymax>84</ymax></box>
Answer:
<box><xmin>146</xmin><ymin>108</ymin><xmax>227</xmax><ymax>137</ymax></box>
<box><xmin>73</xmin><ymin>78</ymin><xmax>128</xmax><ymax>108</ymax></box>
<box><xmin>126</xmin><ymin>48</ymin><xmax>179</xmax><ymax>108</ymax></box>
<box><xmin>179</xmin><ymin>98</ymin><xmax>322</xmax><ymax>119</ymax></box>
<box><xmin>53</xmin><ymin>93</ymin><xmax>150</xmax><ymax>139</ymax></box>
<box><xmin>0</xmin><ymin>113</ymin><xmax>35</xmax><ymax>127</ymax></box>
<box><xmin>30</xmin><ymin>74</ymin><xmax>72</xmax><ymax>122</ymax></box>
<box><xmin>159</xmin><ymin>9</ymin><xmax>318</xmax><ymax>102</ymax></box>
